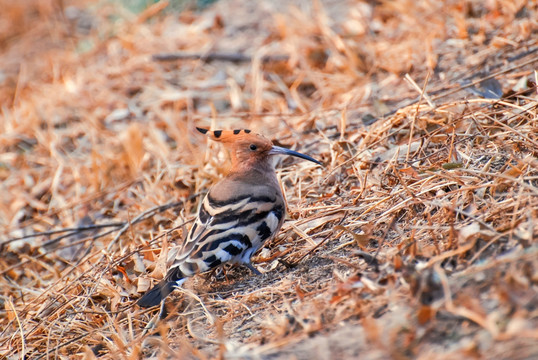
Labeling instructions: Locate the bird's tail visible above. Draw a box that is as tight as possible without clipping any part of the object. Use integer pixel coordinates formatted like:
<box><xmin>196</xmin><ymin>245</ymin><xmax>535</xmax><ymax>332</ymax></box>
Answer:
<box><xmin>137</xmin><ymin>267</ymin><xmax>185</xmax><ymax>308</ymax></box>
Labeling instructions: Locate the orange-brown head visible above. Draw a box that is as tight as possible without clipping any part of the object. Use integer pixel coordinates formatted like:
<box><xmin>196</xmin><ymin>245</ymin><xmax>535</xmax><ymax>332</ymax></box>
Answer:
<box><xmin>196</xmin><ymin>127</ymin><xmax>321</xmax><ymax>172</ymax></box>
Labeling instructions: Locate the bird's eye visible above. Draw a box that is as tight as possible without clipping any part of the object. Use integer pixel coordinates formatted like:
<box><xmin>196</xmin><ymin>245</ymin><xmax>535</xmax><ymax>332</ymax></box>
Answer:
<box><xmin>249</xmin><ymin>144</ymin><xmax>257</xmax><ymax>151</ymax></box>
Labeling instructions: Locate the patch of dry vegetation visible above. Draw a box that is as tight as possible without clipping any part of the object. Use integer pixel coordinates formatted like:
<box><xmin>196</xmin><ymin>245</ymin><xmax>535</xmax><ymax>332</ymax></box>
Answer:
<box><xmin>1</xmin><ymin>0</ymin><xmax>537</xmax><ymax>359</ymax></box>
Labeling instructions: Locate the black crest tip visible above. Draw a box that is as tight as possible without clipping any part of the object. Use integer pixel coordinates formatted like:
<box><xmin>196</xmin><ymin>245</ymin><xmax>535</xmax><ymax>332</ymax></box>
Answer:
<box><xmin>196</xmin><ymin>127</ymin><xmax>209</xmax><ymax>134</ymax></box>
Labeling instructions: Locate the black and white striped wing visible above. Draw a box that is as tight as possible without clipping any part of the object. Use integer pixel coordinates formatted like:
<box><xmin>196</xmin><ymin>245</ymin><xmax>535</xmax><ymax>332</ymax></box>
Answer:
<box><xmin>171</xmin><ymin>189</ymin><xmax>285</xmax><ymax>276</ymax></box>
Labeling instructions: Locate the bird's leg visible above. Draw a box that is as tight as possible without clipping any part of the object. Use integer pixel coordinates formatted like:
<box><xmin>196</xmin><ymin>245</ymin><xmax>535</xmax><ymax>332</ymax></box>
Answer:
<box><xmin>141</xmin><ymin>300</ymin><xmax>167</xmax><ymax>333</ymax></box>
<box><xmin>158</xmin><ymin>300</ymin><xmax>168</xmax><ymax>320</ymax></box>
<box><xmin>245</xmin><ymin>263</ymin><xmax>262</xmax><ymax>276</ymax></box>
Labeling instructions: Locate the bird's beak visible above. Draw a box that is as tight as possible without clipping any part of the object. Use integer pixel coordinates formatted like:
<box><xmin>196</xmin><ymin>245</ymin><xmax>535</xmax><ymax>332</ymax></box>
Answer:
<box><xmin>269</xmin><ymin>145</ymin><xmax>323</xmax><ymax>166</ymax></box>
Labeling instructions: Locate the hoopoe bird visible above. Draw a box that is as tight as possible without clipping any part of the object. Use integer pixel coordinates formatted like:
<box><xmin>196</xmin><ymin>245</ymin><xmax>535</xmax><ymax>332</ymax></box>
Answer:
<box><xmin>137</xmin><ymin>127</ymin><xmax>322</xmax><ymax>307</ymax></box>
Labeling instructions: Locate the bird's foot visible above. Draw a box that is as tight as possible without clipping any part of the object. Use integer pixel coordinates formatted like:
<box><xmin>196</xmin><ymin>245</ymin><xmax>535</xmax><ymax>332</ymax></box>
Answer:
<box><xmin>245</xmin><ymin>263</ymin><xmax>262</xmax><ymax>276</ymax></box>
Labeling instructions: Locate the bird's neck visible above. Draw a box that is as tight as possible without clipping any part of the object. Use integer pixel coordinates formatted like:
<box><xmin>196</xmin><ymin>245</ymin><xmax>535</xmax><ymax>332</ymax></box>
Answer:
<box><xmin>228</xmin><ymin>160</ymin><xmax>278</xmax><ymax>185</ymax></box>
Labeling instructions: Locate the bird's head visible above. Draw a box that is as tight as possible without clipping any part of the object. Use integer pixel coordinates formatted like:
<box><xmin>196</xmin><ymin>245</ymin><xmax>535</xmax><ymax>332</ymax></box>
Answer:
<box><xmin>196</xmin><ymin>127</ymin><xmax>322</xmax><ymax>171</ymax></box>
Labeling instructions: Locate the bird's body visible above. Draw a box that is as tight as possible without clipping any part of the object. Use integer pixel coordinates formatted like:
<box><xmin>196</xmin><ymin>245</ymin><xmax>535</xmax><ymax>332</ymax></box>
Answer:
<box><xmin>137</xmin><ymin>128</ymin><xmax>321</xmax><ymax>308</ymax></box>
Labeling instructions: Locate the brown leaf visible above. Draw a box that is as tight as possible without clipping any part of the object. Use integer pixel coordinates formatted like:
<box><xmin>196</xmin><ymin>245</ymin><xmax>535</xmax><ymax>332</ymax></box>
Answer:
<box><xmin>334</xmin><ymin>225</ymin><xmax>370</xmax><ymax>250</ymax></box>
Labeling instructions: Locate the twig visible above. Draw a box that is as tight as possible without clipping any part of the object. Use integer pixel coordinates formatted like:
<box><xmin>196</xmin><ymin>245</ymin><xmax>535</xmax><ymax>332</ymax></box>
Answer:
<box><xmin>2</xmin><ymin>180</ymin><xmax>137</xmax><ymax>234</ymax></box>
<box><xmin>152</xmin><ymin>52</ymin><xmax>289</xmax><ymax>63</ymax></box>
<box><xmin>32</xmin><ymin>333</ymin><xmax>88</xmax><ymax>360</ymax></box>
<box><xmin>405</xmin><ymin>72</ymin><xmax>435</xmax><ymax>109</ymax></box>
<box><xmin>6</xmin><ymin>297</ymin><xmax>25</xmax><ymax>359</ymax></box>
<box><xmin>106</xmin><ymin>198</ymin><xmax>196</xmax><ymax>252</ymax></box>
<box><xmin>459</xmin><ymin>169</ymin><xmax>538</xmax><ymax>196</ymax></box>
<box><xmin>432</xmin><ymin>55</ymin><xmax>538</xmax><ymax>102</ymax></box>
<box><xmin>291</xmin><ymin>212</ymin><xmax>347</xmax><ymax>266</ymax></box>
<box><xmin>1</xmin><ymin>222</ymin><xmax>124</xmax><ymax>245</ymax></box>
<box><xmin>373</xmin><ymin>215</ymin><xmax>398</xmax><ymax>261</ymax></box>
<box><xmin>378</xmin><ymin>53</ymin><xmax>538</xmax><ymax>119</ymax></box>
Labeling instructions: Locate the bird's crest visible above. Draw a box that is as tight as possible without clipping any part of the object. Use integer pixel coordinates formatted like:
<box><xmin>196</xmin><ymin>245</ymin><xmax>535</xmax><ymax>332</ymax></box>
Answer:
<box><xmin>196</xmin><ymin>127</ymin><xmax>270</xmax><ymax>146</ymax></box>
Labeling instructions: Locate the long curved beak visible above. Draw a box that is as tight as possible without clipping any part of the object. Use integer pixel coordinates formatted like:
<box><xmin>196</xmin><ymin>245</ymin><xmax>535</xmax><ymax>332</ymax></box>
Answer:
<box><xmin>269</xmin><ymin>145</ymin><xmax>323</xmax><ymax>166</ymax></box>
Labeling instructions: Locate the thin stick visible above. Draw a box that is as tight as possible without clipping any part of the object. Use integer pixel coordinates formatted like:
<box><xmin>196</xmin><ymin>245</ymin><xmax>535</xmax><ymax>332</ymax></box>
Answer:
<box><xmin>1</xmin><ymin>223</ymin><xmax>124</xmax><ymax>245</ymax></box>
<box><xmin>106</xmin><ymin>199</ymin><xmax>194</xmax><ymax>252</ymax></box>
<box><xmin>405</xmin><ymin>72</ymin><xmax>435</xmax><ymax>108</ymax></box>
<box><xmin>32</xmin><ymin>333</ymin><xmax>88</xmax><ymax>360</ymax></box>
<box><xmin>152</xmin><ymin>52</ymin><xmax>289</xmax><ymax>63</ymax></box>
<box><xmin>6</xmin><ymin>298</ymin><xmax>25</xmax><ymax>359</ymax></box>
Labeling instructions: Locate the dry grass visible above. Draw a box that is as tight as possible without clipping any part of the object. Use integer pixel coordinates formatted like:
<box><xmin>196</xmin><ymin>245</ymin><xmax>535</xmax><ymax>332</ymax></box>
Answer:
<box><xmin>1</xmin><ymin>0</ymin><xmax>537</xmax><ymax>359</ymax></box>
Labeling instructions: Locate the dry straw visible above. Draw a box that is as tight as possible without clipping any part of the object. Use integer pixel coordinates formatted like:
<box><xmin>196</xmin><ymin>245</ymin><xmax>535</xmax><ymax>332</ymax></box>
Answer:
<box><xmin>1</xmin><ymin>0</ymin><xmax>537</xmax><ymax>359</ymax></box>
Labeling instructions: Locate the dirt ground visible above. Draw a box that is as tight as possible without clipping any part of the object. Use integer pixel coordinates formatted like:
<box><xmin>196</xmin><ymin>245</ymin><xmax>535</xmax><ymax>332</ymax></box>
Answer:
<box><xmin>1</xmin><ymin>0</ymin><xmax>537</xmax><ymax>359</ymax></box>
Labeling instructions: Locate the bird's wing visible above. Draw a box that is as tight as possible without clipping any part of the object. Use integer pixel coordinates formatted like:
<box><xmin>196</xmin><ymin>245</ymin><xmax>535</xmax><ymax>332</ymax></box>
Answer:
<box><xmin>170</xmin><ymin>185</ymin><xmax>285</xmax><ymax>275</ymax></box>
